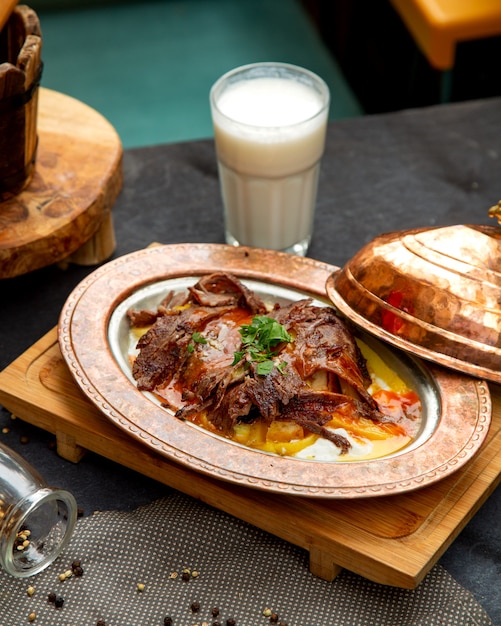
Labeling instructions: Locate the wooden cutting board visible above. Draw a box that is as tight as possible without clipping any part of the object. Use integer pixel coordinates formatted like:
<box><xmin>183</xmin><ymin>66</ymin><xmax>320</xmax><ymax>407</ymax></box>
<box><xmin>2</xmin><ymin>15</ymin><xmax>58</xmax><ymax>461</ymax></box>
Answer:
<box><xmin>0</xmin><ymin>88</ymin><xmax>122</xmax><ymax>278</ymax></box>
<box><xmin>0</xmin><ymin>327</ymin><xmax>500</xmax><ymax>589</ymax></box>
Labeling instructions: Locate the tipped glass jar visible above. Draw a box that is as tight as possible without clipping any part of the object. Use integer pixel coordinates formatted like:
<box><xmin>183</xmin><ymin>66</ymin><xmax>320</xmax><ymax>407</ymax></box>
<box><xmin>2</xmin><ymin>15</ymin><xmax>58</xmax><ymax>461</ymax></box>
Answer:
<box><xmin>0</xmin><ymin>441</ymin><xmax>77</xmax><ymax>577</ymax></box>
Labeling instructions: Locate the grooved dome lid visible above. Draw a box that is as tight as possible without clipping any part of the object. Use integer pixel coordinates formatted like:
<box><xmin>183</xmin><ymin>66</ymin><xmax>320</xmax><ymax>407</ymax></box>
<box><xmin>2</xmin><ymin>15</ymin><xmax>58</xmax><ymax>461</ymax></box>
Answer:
<box><xmin>326</xmin><ymin>224</ymin><xmax>501</xmax><ymax>383</ymax></box>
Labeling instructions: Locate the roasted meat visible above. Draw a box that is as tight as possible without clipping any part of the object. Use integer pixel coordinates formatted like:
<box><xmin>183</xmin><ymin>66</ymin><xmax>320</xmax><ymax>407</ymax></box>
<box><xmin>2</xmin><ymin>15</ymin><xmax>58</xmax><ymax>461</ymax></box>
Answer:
<box><xmin>268</xmin><ymin>300</ymin><xmax>377</xmax><ymax>408</ymax></box>
<box><xmin>129</xmin><ymin>272</ymin><xmax>390</xmax><ymax>454</ymax></box>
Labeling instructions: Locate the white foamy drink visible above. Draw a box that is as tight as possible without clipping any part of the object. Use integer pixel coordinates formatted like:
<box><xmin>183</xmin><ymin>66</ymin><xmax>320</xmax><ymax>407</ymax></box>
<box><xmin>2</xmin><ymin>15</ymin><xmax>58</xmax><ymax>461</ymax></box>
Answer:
<box><xmin>211</xmin><ymin>64</ymin><xmax>330</xmax><ymax>255</ymax></box>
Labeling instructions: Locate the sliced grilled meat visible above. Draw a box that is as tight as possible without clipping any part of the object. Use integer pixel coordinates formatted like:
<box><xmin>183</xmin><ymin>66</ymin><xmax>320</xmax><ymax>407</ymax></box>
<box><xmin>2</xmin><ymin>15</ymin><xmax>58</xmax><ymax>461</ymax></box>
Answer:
<box><xmin>129</xmin><ymin>272</ymin><xmax>397</xmax><ymax>455</ymax></box>
<box><xmin>188</xmin><ymin>272</ymin><xmax>267</xmax><ymax>313</ymax></box>
<box><xmin>132</xmin><ymin>305</ymin><xmax>234</xmax><ymax>390</ymax></box>
<box><xmin>270</xmin><ymin>300</ymin><xmax>376</xmax><ymax>408</ymax></box>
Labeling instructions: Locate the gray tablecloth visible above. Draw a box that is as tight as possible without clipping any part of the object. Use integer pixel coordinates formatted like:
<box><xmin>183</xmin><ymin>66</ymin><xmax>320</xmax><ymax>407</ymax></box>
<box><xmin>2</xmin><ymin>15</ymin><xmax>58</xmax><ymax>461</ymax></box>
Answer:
<box><xmin>0</xmin><ymin>494</ymin><xmax>494</xmax><ymax>626</ymax></box>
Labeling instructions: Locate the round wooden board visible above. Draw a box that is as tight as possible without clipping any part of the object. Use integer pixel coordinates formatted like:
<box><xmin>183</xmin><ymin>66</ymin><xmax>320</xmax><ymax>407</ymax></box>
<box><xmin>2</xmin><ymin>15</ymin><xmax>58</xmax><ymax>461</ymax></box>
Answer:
<box><xmin>0</xmin><ymin>88</ymin><xmax>122</xmax><ymax>278</ymax></box>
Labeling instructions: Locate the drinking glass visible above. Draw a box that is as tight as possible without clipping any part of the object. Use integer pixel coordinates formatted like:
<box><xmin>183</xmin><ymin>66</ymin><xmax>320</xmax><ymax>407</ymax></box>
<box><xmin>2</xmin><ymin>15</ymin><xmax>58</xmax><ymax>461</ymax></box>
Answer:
<box><xmin>210</xmin><ymin>62</ymin><xmax>330</xmax><ymax>256</ymax></box>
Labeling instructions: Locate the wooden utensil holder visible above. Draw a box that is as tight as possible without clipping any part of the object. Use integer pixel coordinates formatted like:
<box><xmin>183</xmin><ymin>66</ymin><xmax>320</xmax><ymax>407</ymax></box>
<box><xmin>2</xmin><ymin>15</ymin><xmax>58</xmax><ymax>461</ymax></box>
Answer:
<box><xmin>0</xmin><ymin>4</ymin><xmax>42</xmax><ymax>200</ymax></box>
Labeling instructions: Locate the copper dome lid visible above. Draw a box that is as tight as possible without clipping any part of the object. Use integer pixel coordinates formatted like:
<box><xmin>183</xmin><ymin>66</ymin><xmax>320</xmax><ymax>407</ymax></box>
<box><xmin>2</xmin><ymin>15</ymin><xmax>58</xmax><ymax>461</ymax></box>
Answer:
<box><xmin>326</xmin><ymin>223</ymin><xmax>501</xmax><ymax>383</ymax></box>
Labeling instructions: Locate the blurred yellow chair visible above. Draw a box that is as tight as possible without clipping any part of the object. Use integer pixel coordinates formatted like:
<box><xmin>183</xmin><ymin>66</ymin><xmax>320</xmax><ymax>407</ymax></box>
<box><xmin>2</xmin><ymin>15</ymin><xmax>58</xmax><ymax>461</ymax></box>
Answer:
<box><xmin>389</xmin><ymin>0</ymin><xmax>501</xmax><ymax>101</ymax></box>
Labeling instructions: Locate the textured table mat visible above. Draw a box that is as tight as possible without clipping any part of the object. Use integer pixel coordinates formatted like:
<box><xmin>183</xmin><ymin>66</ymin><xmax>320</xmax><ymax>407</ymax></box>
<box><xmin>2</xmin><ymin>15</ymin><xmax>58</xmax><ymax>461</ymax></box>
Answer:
<box><xmin>0</xmin><ymin>493</ymin><xmax>493</xmax><ymax>626</ymax></box>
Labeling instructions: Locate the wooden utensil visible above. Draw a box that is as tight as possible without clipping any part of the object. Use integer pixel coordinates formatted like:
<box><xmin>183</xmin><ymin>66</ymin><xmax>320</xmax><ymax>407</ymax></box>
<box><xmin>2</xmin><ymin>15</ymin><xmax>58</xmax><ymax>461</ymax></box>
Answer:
<box><xmin>0</xmin><ymin>4</ymin><xmax>42</xmax><ymax>199</ymax></box>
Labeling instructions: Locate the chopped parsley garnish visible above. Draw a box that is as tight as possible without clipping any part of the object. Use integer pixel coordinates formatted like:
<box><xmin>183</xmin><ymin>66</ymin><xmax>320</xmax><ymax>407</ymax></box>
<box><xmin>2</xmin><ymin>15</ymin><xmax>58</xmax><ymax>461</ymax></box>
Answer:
<box><xmin>187</xmin><ymin>331</ymin><xmax>207</xmax><ymax>353</ymax></box>
<box><xmin>232</xmin><ymin>315</ymin><xmax>292</xmax><ymax>375</ymax></box>
<box><xmin>192</xmin><ymin>331</ymin><xmax>207</xmax><ymax>344</ymax></box>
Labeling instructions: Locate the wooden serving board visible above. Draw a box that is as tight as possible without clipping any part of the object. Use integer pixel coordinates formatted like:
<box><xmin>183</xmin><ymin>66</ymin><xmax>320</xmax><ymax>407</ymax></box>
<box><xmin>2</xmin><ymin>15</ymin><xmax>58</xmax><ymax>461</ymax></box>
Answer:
<box><xmin>0</xmin><ymin>327</ymin><xmax>500</xmax><ymax>589</ymax></box>
<box><xmin>0</xmin><ymin>88</ymin><xmax>122</xmax><ymax>278</ymax></box>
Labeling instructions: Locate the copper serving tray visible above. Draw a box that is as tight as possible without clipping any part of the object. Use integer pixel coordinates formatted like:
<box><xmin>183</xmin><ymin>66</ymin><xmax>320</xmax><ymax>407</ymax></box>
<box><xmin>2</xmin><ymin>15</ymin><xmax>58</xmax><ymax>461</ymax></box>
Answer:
<box><xmin>58</xmin><ymin>244</ymin><xmax>491</xmax><ymax>498</ymax></box>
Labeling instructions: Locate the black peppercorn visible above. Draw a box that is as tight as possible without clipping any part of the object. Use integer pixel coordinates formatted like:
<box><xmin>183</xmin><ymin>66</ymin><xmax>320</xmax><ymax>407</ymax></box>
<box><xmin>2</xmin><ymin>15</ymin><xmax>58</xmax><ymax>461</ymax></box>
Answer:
<box><xmin>181</xmin><ymin>571</ymin><xmax>190</xmax><ymax>581</ymax></box>
<box><xmin>54</xmin><ymin>595</ymin><xmax>64</xmax><ymax>608</ymax></box>
<box><xmin>212</xmin><ymin>607</ymin><xmax>220</xmax><ymax>617</ymax></box>
<box><xmin>270</xmin><ymin>614</ymin><xmax>279</xmax><ymax>623</ymax></box>
<box><xmin>96</xmin><ymin>620</ymin><xmax>106</xmax><ymax>626</ymax></box>
<box><xmin>212</xmin><ymin>622</ymin><xmax>221</xmax><ymax>626</ymax></box>
<box><xmin>73</xmin><ymin>565</ymin><xmax>84</xmax><ymax>576</ymax></box>
<box><xmin>191</xmin><ymin>601</ymin><xmax>200</xmax><ymax>613</ymax></box>
<box><xmin>163</xmin><ymin>618</ymin><xmax>173</xmax><ymax>626</ymax></box>
<box><xmin>47</xmin><ymin>592</ymin><xmax>56</xmax><ymax>603</ymax></box>
<box><xmin>226</xmin><ymin>619</ymin><xmax>236</xmax><ymax>626</ymax></box>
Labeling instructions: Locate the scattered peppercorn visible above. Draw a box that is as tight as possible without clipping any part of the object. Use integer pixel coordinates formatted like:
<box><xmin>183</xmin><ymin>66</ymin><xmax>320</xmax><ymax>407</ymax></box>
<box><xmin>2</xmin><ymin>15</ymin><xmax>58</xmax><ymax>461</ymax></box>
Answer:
<box><xmin>71</xmin><ymin>559</ymin><xmax>81</xmax><ymax>569</ymax></box>
<box><xmin>47</xmin><ymin>592</ymin><xmax>56</xmax><ymax>603</ymax></box>
<box><xmin>279</xmin><ymin>622</ymin><xmax>288</xmax><ymax>626</ymax></box>
<box><xmin>28</xmin><ymin>611</ymin><xmax>36</xmax><ymax>622</ymax></box>
<box><xmin>270</xmin><ymin>613</ymin><xmax>279</xmax><ymax>623</ymax></box>
<box><xmin>27</xmin><ymin>586</ymin><xmax>35</xmax><ymax>597</ymax></box>
<box><xmin>212</xmin><ymin>622</ymin><xmax>221</xmax><ymax>626</ymax></box>
<box><xmin>96</xmin><ymin>620</ymin><xmax>106</xmax><ymax>626</ymax></box>
<box><xmin>77</xmin><ymin>508</ymin><xmax>84</xmax><ymax>517</ymax></box>
<box><xmin>73</xmin><ymin>565</ymin><xmax>84</xmax><ymax>577</ymax></box>
<box><xmin>191</xmin><ymin>602</ymin><xmax>200</xmax><ymax>613</ymax></box>
<box><xmin>163</xmin><ymin>618</ymin><xmax>173</xmax><ymax>626</ymax></box>
<box><xmin>212</xmin><ymin>607</ymin><xmax>220</xmax><ymax>617</ymax></box>
<box><xmin>181</xmin><ymin>571</ymin><xmax>190</xmax><ymax>582</ymax></box>
<box><xmin>20</xmin><ymin>435</ymin><xmax>29</xmax><ymax>444</ymax></box>
<box><xmin>54</xmin><ymin>595</ymin><xmax>64</xmax><ymax>608</ymax></box>
<box><xmin>226</xmin><ymin>619</ymin><xmax>236</xmax><ymax>626</ymax></box>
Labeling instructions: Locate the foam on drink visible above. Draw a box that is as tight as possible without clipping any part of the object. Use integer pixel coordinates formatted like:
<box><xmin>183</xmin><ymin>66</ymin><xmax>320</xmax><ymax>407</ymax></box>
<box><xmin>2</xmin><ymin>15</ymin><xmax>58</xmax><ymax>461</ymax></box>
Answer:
<box><xmin>217</xmin><ymin>78</ymin><xmax>322</xmax><ymax>127</ymax></box>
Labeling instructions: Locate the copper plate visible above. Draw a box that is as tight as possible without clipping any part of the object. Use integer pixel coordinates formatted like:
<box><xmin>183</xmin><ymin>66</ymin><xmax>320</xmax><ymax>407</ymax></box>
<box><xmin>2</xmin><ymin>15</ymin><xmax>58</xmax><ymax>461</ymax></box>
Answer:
<box><xmin>58</xmin><ymin>244</ymin><xmax>491</xmax><ymax>498</ymax></box>
<box><xmin>326</xmin><ymin>224</ymin><xmax>501</xmax><ymax>384</ymax></box>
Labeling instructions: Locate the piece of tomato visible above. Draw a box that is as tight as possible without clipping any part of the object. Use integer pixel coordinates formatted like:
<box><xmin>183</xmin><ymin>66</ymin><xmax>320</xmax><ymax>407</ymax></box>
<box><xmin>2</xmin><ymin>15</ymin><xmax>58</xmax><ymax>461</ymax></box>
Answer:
<box><xmin>327</xmin><ymin>412</ymin><xmax>407</xmax><ymax>440</ymax></box>
<box><xmin>373</xmin><ymin>389</ymin><xmax>421</xmax><ymax>421</ymax></box>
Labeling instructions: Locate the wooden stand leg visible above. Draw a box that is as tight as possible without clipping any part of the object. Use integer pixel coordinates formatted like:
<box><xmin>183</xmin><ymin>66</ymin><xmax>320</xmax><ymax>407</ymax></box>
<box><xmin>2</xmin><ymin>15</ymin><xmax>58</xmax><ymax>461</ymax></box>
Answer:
<box><xmin>55</xmin><ymin>430</ymin><xmax>86</xmax><ymax>463</ymax></box>
<box><xmin>62</xmin><ymin>213</ymin><xmax>116</xmax><ymax>267</ymax></box>
<box><xmin>309</xmin><ymin>547</ymin><xmax>343</xmax><ymax>581</ymax></box>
